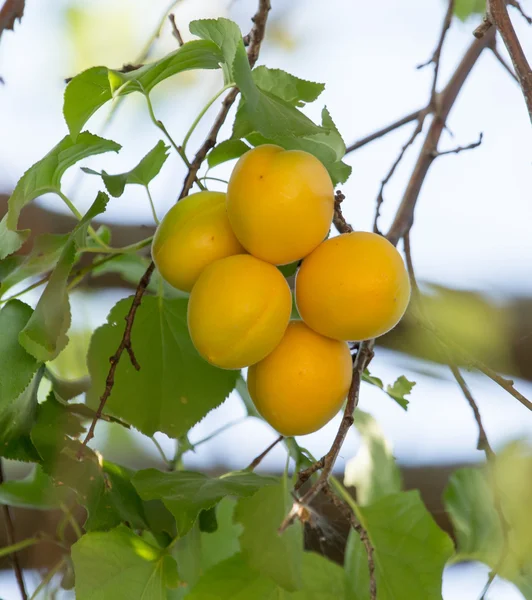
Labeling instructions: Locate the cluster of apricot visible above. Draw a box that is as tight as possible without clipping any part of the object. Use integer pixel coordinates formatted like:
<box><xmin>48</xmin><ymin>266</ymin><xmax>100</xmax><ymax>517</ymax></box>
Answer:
<box><xmin>152</xmin><ymin>145</ymin><xmax>410</xmax><ymax>436</ymax></box>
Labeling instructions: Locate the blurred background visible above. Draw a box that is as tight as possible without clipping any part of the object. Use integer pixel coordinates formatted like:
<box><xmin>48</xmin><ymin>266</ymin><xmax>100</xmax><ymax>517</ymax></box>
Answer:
<box><xmin>0</xmin><ymin>0</ymin><xmax>531</xmax><ymax>597</ymax></box>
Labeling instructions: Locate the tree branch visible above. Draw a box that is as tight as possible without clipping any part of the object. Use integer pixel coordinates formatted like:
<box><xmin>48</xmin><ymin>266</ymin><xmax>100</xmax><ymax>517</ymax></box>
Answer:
<box><xmin>0</xmin><ymin>462</ymin><xmax>27</xmax><ymax>600</ymax></box>
<box><xmin>431</xmin><ymin>132</ymin><xmax>483</xmax><ymax>157</ymax></box>
<box><xmin>333</xmin><ymin>190</ymin><xmax>354</xmax><ymax>234</ymax></box>
<box><xmin>345</xmin><ymin>108</ymin><xmax>425</xmax><ymax>154</ymax></box>
<box><xmin>488</xmin><ymin>0</ymin><xmax>532</xmax><ymax>121</ymax></box>
<box><xmin>168</xmin><ymin>14</ymin><xmax>184</xmax><ymax>46</ymax></box>
<box><xmin>179</xmin><ymin>0</ymin><xmax>271</xmax><ymax>199</ymax></box>
<box><xmin>246</xmin><ymin>435</ymin><xmax>283</xmax><ymax>471</ymax></box>
<box><xmin>386</xmin><ymin>28</ymin><xmax>496</xmax><ymax>245</ymax></box>
<box><xmin>490</xmin><ymin>43</ymin><xmax>520</xmax><ymax>83</ymax></box>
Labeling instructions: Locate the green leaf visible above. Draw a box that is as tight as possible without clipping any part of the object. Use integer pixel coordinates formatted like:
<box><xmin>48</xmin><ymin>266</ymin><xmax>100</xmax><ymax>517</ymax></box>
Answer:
<box><xmin>19</xmin><ymin>192</ymin><xmax>109</xmax><ymax>361</ymax></box>
<box><xmin>252</xmin><ymin>66</ymin><xmax>325</xmax><ymax>107</ymax></box>
<box><xmin>234</xmin><ymin>483</ymin><xmax>303</xmax><ymax>591</ymax></box>
<box><xmin>348</xmin><ymin>491</ymin><xmax>453</xmax><ymax>600</ymax></box>
<box><xmin>444</xmin><ymin>449</ymin><xmax>532</xmax><ymax>596</ymax></box>
<box><xmin>187</xmin><ymin>552</ymin><xmax>345</xmax><ymax>599</ymax></box>
<box><xmin>244</xmin><ymin>107</ymin><xmax>351</xmax><ymax>185</ymax></box>
<box><xmin>0</xmin><ymin>465</ymin><xmax>69</xmax><ymax>509</ymax></box>
<box><xmin>0</xmin><ymin>233</ymin><xmax>69</xmax><ymax>297</ymax></box>
<box><xmin>386</xmin><ymin>375</ymin><xmax>416</xmax><ymax>410</ymax></box>
<box><xmin>0</xmin><ymin>437</ymin><xmax>40</xmax><ymax>463</ymax></box>
<box><xmin>361</xmin><ymin>369</ymin><xmax>415</xmax><ymax>410</ymax></box>
<box><xmin>190</xmin><ymin>19</ymin><xmax>242</xmax><ymax>86</ymax></box>
<box><xmin>236</xmin><ymin>375</ymin><xmax>261</xmax><ymax>419</ymax></box>
<box><xmin>201</xmin><ymin>497</ymin><xmax>242</xmax><ymax>573</ymax></box>
<box><xmin>344</xmin><ymin>410</ymin><xmax>402</xmax><ymax>505</ymax></box>
<box><xmin>0</xmin><ymin>300</ymin><xmax>40</xmax><ymax>418</ymax></box>
<box><xmin>91</xmin><ymin>253</ymin><xmax>160</xmax><ymax>293</ymax></box>
<box><xmin>64</xmin><ymin>41</ymin><xmax>224</xmax><ymax>139</ymax></box>
<box><xmin>82</xmin><ymin>140</ymin><xmax>170</xmax><ymax>198</ymax></box>
<box><xmin>207</xmin><ymin>139</ymin><xmax>250</xmax><ymax>169</ymax></box>
<box><xmin>133</xmin><ymin>469</ymin><xmax>277</xmax><ymax>537</ymax></box>
<box><xmin>87</xmin><ymin>295</ymin><xmax>237</xmax><ymax>438</ymax></box>
<box><xmin>454</xmin><ymin>0</ymin><xmax>485</xmax><ymax>21</ymax></box>
<box><xmin>187</xmin><ymin>553</ymin><xmax>276</xmax><ymax>599</ymax></box>
<box><xmin>72</xmin><ymin>525</ymin><xmax>179</xmax><ymax>600</ymax></box>
<box><xmin>0</xmin><ymin>133</ymin><xmax>120</xmax><ymax>258</ymax></box>
<box><xmin>345</xmin><ymin>528</ymin><xmax>370</xmax><ymax>600</ymax></box>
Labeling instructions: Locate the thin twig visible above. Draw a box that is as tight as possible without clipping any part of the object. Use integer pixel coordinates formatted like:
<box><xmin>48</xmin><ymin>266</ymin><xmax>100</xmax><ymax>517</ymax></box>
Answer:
<box><xmin>168</xmin><ymin>14</ymin><xmax>184</xmax><ymax>46</ymax></box>
<box><xmin>0</xmin><ymin>462</ymin><xmax>27</xmax><ymax>600</ymax></box>
<box><xmin>179</xmin><ymin>0</ymin><xmax>271</xmax><ymax>199</ymax></box>
<box><xmin>322</xmin><ymin>484</ymin><xmax>376</xmax><ymax>599</ymax></box>
<box><xmin>508</xmin><ymin>0</ymin><xmax>532</xmax><ymax>24</ymax></box>
<box><xmin>418</xmin><ymin>0</ymin><xmax>455</xmax><ymax>109</ymax></box>
<box><xmin>490</xmin><ymin>43</ymin><xmax>519</xmax><ymax>83</ymax></box>
<box><xmin>333</xmin><ymin>190</ymin><xmax>353</xmax><ymax>234</ymax></box>
<box><xmin>246</xmin><ymin>435</ymin><xmax>283</xmax><ymax>471</ymax></box>
<box><xmin>431</xmin><ymin>132</ymin><xmax>483</xmax><ymax>157</ymax></box>
<box><xmin>374</xmin><ymin>115</ymin><xmax>426</xmax><ymax>233</ymax></box>
<box><xmin>345</xmin><ymin>108</ymin><xmax>425</xmax><ymax>154</ymax></box>
<box><xmin>78</xmin><ymin>262</ymin><xmax>155</xmax><ymax>454</ymax></box>
<box><xmin>488</xmin><ymin>0</ymin><xmax>532</xmax><ymax>121</ymax></box>
<box><xmin>386</xmin><ymin>27</ymin><xmax>496</xmax><ymax>245</ymax></box>
<box><xmin>279</xmin><ymin>341</ymin><xmax>374</xmax><ymax>534</ymax></box>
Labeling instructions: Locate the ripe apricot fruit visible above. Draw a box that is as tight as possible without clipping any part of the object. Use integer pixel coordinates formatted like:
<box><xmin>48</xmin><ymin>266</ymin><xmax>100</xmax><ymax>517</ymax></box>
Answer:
<box><xmin>226</xmin><ymin>144</ymin><xmax>334</xmax><ymax>265</ymax></box>
<box><xmin>296</xmin><ymin>232</ymin><xmax>410</xmax><ymax>341</ymax></box>
<box><xmin>247</xmin><ymin>321</ymin><xmax>352</xmax><ymax>436</ymax></box>
<box><xmin>152</xmin><ymin>191</ymin><xmax>245</xmax><ymax>292</ymax></box>
<box><xmin>187</xmin><ymin>254</ymin><xmax>291</xmax><ymax>369</ymax></box>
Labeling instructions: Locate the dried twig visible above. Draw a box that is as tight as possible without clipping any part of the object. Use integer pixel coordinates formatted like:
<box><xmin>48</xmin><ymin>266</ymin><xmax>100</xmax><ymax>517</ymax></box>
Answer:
<box><xmin>168</xmin><ymin>14</ymin><xmax>184</xmax><ymax>46</ymax></box>
<box><xmin>490</xmin><ymin>41</ymin><xmax>519</xmax><ymax>82</ymax></box>
<box><xmin>386</xmin><ymin>28</ymin><xmax>496</xmax><ymax>245</ymax></box>
<box><xmin>333</xmin><ymin>190</ymin><xmax>353</xmax><ymax>234</ymax></box>
<box><xmin>0</xmin><ymin>462</ymin><xmax>27</xmax><ymax>600</ymax></box>
<box><xmin>488</xmin><ymin>0</ymin><xmax>532</xmax><ymax>121</ymax></box>
<box><xmin>431</xmin><ymin>132</ymin><xmax>483</xmax><ymax>157</ymax></box>
<box><xmin>322</xmin><ymin>484</ymin><xmax>376</xmax><ymax>599</ymax></box>
<box><xmin>246</xmin><ymin>435</ymin><xmax>283</xmax><ymax>471</ymax></box>
<box><xmin>179</xmin><ymin>0</ymin><xmax>271</xmax><ymax>199</ymax></box>
<box><xmin>345</xmin><ymin>108</ymin><xmax>425</xmax><ymax>154</ymax></box>
<box><xmin>0</xmin><ymin>0</ymin><xmax>24</xmax><ymax>41</ymax></box>
<box><xmin>508</xmin><ymin>0</ymin><xmax>532</xmax><ymax>24</ymax></box>
<box><xmin>78</xmin><ymin>262</ymin><xmax>155</xmax><ymax>453</ymax></box>
<box><xmin>418</xmin><ymin>0</ymin><xmax>455</xmax><ymax>109</ymax></box>
<box><xmin>279</xmin><ymin>341</ymin><xmax>374</xmax><ymax>534</ymax></box>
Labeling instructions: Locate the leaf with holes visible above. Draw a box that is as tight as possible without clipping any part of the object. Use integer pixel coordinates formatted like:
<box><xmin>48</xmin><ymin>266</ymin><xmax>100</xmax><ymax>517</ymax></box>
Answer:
<box><xmin>133</xmin><ymin>469</ymin><xmax>277</xmax><ymax>536</ymax></box>
<box><xmin>0</xmin><ymin>133</ymin><xmax>119</xmax><ymax>259</ymax></box>
<box><xmin>72</xmin><ymin>525</ymin><xmax>179</xmax><ymax>600</ymax></box>
<box><xmin>87</xmin><ymin>295</ymin><xmax>238</xmax><ymax>438</ymax></box>
<box><xmin>82</xmin><ymin>140</ymin><xmax>170</xmax><ymax>198</ymax></box>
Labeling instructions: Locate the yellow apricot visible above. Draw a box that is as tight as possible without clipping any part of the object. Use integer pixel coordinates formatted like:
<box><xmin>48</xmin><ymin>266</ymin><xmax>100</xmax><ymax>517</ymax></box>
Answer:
<box><xmin>152</xmin><ymin>191</ymin><xmax>245</xmax><ymax>292</ymax></box>
<box><xmin>226</xmin><ymin>144</ymin><xmax>334</xmax><ymax>265</ymax></box>
<box><xmin>247</xmin><ymin>321</ymin><xmax>352</xmax><ymax>436</ymax></box>
<box><xmin>296</xmin><ymin>232</ymin><xmax>410</xmax><ymax>341</ymax></box>
<box><xmin>187</xmin><ymin>254</ymin><xmax>291</xmax><ymax>369</ymax></box>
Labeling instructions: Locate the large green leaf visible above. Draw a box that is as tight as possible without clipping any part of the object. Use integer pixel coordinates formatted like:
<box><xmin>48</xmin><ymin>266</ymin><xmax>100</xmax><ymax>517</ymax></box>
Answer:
<box><xmin>234</xmin><ymin>483</ymin><xmax>303</xmax><ymax>591</ymax></box>
<box><xmin>19</xmin><ymin>192</ymin><xmax>109</xmax><ymax>361</ymax></box>
<box><xmin>0</xmin><ymin>133</ymin><xmax>120</xmax><ymax>259</ymax></box>
<box><xmin>133</xmin><ymin>469</ymin><xmax>276</xmax><ymax>537</ymax></box>
<box><xmin>252</xmin><ymin>66</ymin><xmax>325</xmax><ymax>107</ymax></box>
<box><xmin>0</xmin><ymin>300</ymin><xmax>40</xmax><ymax>416</ymax></box>
<box><xmin>87</xmin><ymin>296</ymin><xmax>238</xmax><ymax>438</ymax></box>
<box><xmin>200</xmin><ymin>498</ymin><xmax>242</xmax><ymax>573</ymax></box>
<box><xmin>82</xmin><ymin>140</ymin><xmax>170</xmax><ymax>198</ymax></box>
<box><xmin>0</xmin><ymin>465</ymin><xmax>69</xmax><ymax>509</ymax></box>
<box><xmin>187</xmin><ymin>552</ymin><xmax>345</xmax><ymax>599</ymax></box>
<box><xmin>444</xmin><ymin>450</ymin><xmax>532</xmax><ymax>597</ymax></box>
<box><xmin>0</xmin><ymin>233</ymin><xmax>69</xmax><ymax>297</ymax></box>
<box><xmin>207</xmin><ymin>139</ymin><xmax>250</xmax><ymax>169</ymax></box>
<box><xmin>344</xmin><ymin>410</ymin><xmax>402</xmax><ymax>505</ymax></box>
<box><xmin>345</xmin><ymin>528</ymin><xmax>371</xmax><ymax>600</ymax></box>
<box><xmin>346</xmin><ymin>491</ymin><xmax>453</xmax><ymax>600</ymax></box>
<box><xmin>72</xmin><ymin>525</ymin><xmax>179</xmax><ymax>600</ymax></box>
<box><xmin>64</xmin><ymin>40</ymin><xmax>224</xmax><ymax>139</ymax></box>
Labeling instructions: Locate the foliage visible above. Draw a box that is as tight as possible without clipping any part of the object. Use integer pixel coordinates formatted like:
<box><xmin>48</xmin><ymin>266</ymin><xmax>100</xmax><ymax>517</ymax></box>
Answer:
<box><xmin>0</xmin><ymin>7</ymin><xmax>527</xmax><ymax>600</ymax></box>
